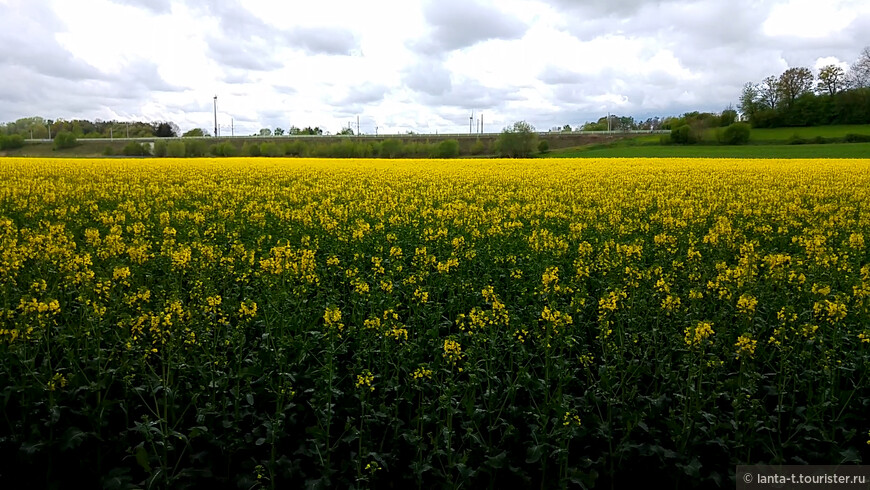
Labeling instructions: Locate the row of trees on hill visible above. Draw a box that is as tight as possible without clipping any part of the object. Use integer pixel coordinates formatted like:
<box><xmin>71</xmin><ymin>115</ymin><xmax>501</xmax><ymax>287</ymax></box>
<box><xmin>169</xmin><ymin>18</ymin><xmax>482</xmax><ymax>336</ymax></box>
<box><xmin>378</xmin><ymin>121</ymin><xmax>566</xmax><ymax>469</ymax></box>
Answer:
<box><xmin>739</xmin><ymin>47</ymin><xmax>870</xmax><ymax>127</ymax></box>
<box><xmin>0</xmin><ymin>117</ymin><xmax>183</xmax><ymax>139</ymax></box>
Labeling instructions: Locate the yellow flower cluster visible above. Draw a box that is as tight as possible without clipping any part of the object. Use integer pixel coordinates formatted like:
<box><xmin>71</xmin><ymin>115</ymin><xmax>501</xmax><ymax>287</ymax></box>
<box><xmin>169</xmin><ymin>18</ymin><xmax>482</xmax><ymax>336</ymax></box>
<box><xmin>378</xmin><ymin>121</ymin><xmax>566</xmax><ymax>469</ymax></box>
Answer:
<box><xmin>735</xmin><ymin>334</ymin><xmax>758</xmax><ymax>359</ymax></box>
<box><xmin>685</xmin><ymin>321</ymin><xmax>715</xmax><ymax>349</ymax></box>
<box><xmin>355</xmin><ymin>370</ymin><xmax>375</xmax><ymax>392</ymax></box>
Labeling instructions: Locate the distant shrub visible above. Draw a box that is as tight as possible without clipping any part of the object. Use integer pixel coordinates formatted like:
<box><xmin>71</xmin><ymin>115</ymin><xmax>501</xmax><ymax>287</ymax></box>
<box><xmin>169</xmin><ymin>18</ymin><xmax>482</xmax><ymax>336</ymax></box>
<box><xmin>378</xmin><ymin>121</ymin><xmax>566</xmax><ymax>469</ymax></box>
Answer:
<box><xmin>242</xmin><ymin>142</ymin><xmax>260</xmax><ymax>157</ymax></box>
<box><xmin>167</xmin><ymin>141</ymin><xmax>186</xmax><ymax>157</ymax></box>
<box><xmin>53</xmin><ymin>131</ymin><xmax>77</xmax><ymax>150</ymax></box>
<box><xmin>379</xmin><ymin>139</ymin><xmax>402</xmax><ymax>158</ymax></box>
<box><xmin>722</xmin><ymin>123</ymin><xmax>751</xmax><ymax>145</ymax></box>
<box><xmin>153</xmin><ymin>140</ymin><xmax>168</xmax><ymax>157</ymax></box>
<box><xmin>283</xmin><ymin>141</ymin><xmax>308</xmax><ymax>156</ymax></box>
<box><xmin>844</xmin><ymin>133</ymin><xmax>870</xmax><ymax>143</ymax></box>
<box><xmin>121</xmin><ymin>141</ymin><xmax>150</xmax><ymax>156</ymax></box>
<box><xmin>184</xmin><ymin>140</ymin><xmax>208</xmax><ymax>157</ymax></box>
<box><xmin>102</xmin><ymin>146</ymin><xmax>115</xmax><ymax>156</ymax></box>
<box><xmin>433</xmin><ymin>139</ymin><xmax>460</xmax><ymax>158</ymax></box>
<box><xmin>787</xmin><ymin>134</ymin><xmax>808</xmax><ymax>145</ymax></box>
<box><xmin>1</xmin><ymin>134</ymin><xmax>25</xmax><ymax>150</ymax></box>
<box><xmin>259</xmin><ymin>142</ymin><xmax>282</xmax><ymax>157</ymax></box>
<box><xmin>670</xmin><ymin>125</ymin><xmax>697</xmax><ymax>144</ymax></box>
<box><xmin>210</xmin><ymin>142</ymin><xmax>237</xmax><ymax>157</ymax></box>
<box><xmin>470</xmin><ymin>139</ymin><xmax>486</xmax><ymax>155</ymax></box>
<box><xmin>538</xmin><ymin>140</ymin><xmax>550</xmax><ymax>153</ymax></box>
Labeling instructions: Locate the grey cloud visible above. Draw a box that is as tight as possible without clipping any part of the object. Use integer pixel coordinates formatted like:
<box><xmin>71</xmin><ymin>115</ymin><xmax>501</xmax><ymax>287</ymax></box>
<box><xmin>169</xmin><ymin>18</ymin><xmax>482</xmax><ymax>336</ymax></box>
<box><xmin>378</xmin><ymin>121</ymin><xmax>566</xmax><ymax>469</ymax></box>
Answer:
<box><xmin>118</xmin><ymin>60</ymin><xmax>185</xmax><ymax>92</ymax></box>
<box><xmin>206</xmin><ymin>36</ymin><xmax>278</xmax><ymax>71</ymax></box>
<box><xmin>417</xmin><ymin>79</ymin><xmax>524</xmax><ymax>110</ymax></box>
<box><xmin>0</xmin><ymin>3</ymin><xmax>102</xmax><ymax>81</ymax></box>
<box><xmin>287</xmin><ymin>27</ymin><xmax>357</xmax><ymax>56</ymax></box>
<box><xmin>337</xmin><ymin>84</ymin><xmax>391</xmax><ymax>105</ymax></box>
<box><xmin>190</xmin><ymin>2</ymin><xmax>358</xmax><ymax>56</ymax></box>
<box><xmin>403</xmin><ymin>62</ymin><xmax>452</xmax><ymax>95</ymax></box>
<box><xmin>411</xmin><ymin>0</ymin><xmax>528</xmax><ymax>55</ymax></box>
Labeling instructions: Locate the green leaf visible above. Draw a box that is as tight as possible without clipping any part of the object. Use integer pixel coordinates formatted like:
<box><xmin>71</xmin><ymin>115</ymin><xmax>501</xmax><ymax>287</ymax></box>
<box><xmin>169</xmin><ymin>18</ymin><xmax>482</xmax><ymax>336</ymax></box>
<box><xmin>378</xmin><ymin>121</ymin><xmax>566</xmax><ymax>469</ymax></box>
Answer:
<box><xmin>134</xmin><ymin>445</ymin><xmax>152</xmax><ymax>473</ymax></box>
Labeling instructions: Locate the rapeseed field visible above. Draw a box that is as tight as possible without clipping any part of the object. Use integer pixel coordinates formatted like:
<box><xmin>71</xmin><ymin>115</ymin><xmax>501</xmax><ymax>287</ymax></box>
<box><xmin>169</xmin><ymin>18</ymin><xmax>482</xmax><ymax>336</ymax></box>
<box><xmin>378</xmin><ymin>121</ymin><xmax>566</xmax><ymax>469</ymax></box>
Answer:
<box><xmin>1</xmin><ymin>157</ymin><xmax>868</xmax><ymax>488</ymax></box>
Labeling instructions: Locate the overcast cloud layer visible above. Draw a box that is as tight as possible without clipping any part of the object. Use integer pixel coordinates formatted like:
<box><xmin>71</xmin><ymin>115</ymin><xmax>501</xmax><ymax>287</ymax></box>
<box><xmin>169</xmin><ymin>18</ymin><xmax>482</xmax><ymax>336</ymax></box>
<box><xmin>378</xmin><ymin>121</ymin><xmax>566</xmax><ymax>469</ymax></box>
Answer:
<box><xmin>1</xmin><ymin>0</ymin><xmax>868</xmax><ymax>135</ymax></box>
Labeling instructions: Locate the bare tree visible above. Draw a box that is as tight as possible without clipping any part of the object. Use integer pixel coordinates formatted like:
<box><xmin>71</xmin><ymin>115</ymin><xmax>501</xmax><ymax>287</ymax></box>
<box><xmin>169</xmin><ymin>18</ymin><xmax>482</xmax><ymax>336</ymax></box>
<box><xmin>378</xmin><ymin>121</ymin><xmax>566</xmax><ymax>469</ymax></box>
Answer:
<box><xmin>777</xmin><ymin>67</ymin><xmax>814</xmax><ymax>107</ymax></box>
<box><xmin>817</xmin><ymin>65</ymin><xmax>845</xmax><ymax>96</ymax></box>
<box><xmin>847</xmin><ymin>46</ymin><xmax>870</xmax><ymax>88</ymax></box>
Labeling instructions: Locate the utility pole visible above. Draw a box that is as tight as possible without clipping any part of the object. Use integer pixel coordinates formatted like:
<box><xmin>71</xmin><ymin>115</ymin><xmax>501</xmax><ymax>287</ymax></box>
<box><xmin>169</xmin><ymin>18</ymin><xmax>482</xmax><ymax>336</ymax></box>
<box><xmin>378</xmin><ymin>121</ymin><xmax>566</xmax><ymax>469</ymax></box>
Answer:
<box><xmin>469</xmin><ymin>111</ymin><xmax>474</xmax><ymax>134</ymax></box>
<box><xmin>357</xmin><ymin>115</ymin><xmax>360</xmax><ymax>137</ymax></box>
<box><xmin>126</xmin><ymin>122</ymin><xmax>129</xmax><ymax>138</ymax></box>
<box><xmin>481</xmin><ymin>113</ymin><xmax>483</xmax><ymax>134</ymax></box>
<box><xmin>214</xmin><ymin>95</ymin><xmax>218</xmax><ymax>138</ymax></box>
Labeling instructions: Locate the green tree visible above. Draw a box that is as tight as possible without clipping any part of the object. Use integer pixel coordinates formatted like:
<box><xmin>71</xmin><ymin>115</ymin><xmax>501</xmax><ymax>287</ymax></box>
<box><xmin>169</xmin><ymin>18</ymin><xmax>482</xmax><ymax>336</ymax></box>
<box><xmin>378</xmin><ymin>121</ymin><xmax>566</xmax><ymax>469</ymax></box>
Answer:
<box><xmin>538</xmin><ymin>140</ymin><xmax>549</xmax><ymax>153</ymax></box>
<box><xmin>719</xmin><ymin>107</ymin><xmax>738</xmax><ymax>126</ymax></box>
<box><xmin>817</xmin><ymin>65</ymin><xmax>845</xmax><ymax>96</ymax></box>
<box><xmin>274</xmin><ymin>127</ymin><xmax>284</xmax><ymax>136</ymax></box>
<box><xmin>153</xmin><ymin>140</ymin><xmax>168</xmax><ymax>157</ymax></box>
<box><xmin>470</xmin><ymin>139</ymin><xmax>486</xmax><ymax>155</ymax></box>
<box><xmin>154</xmin><ymin>122</ymin><xmax>178</xmax><ymax>137</ymax></box>
<box><xmin>53</xmin><ymin>131</ymin><xmax>77</xmax><ymax>150</ymax></box>
<box><xmin>496</xmin><ymin>120</ymin><xmax>538</xmax><ymax>158</ymax></box>
<box><xmin>182</xmin><ymin>128</ymin><xmax>208</xmax><ymax>137</ymax></box>
<box><xmin>378</xmin><ymin>139</ymin><xmax>402</xmax><ymax>158</ymax></box>
<box><xmin>721</xmin><ymin>122</ymin><xmax>751</xmax><ymax>145</ymax></box>
<box><xmin>432</xmin><ymin>139</ymin><xmax>459</xmax><ymax>158</ymax></box>
<box><xmin>122</xmin><ymin>141</ymin><xmax>150</xmax><ymax>156</ymax></box>
<box><xmin>167</xmin><ymin>141</ymin><xmax>186</xmax><ymax>157</ymax></box>
<box><xmin>338</xmin><ymin>127</ymin><xmax>354</xmax><ymax>136</ymax></box>
<box><xmin>258</xmin><ymin>128</ymin><xmax>272</xmax><ymax>137</ymax></box>
<box><xmin>777</xmin><ymin>67</ymin><xmax>814</xmax><ymax>108</ymax></box>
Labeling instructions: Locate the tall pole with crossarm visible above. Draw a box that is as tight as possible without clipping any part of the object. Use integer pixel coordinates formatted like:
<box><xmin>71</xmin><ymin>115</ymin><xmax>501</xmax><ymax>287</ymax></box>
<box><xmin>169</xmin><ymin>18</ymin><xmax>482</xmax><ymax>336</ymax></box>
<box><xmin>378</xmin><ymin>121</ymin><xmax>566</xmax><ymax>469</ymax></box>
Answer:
<box><xmin>214</xmin><ymin>95</ymin><xmax>218</xmax><ymax>138</ymax></box>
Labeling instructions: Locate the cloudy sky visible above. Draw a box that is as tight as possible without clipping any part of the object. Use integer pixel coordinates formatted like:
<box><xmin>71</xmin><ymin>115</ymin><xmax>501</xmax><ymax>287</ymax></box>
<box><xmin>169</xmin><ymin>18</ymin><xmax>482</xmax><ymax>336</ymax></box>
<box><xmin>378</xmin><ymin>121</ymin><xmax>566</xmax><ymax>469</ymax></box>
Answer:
<box><xmin>1</xmin><ymin>0</ymin><xmax>869</xmax><ymax>135</ymax></box>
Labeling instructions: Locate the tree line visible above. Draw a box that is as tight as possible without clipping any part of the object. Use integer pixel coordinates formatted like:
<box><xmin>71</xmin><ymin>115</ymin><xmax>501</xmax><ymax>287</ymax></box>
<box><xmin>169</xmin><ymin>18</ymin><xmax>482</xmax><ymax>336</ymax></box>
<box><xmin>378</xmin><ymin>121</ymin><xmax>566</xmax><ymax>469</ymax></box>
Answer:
<box><xmin>739</xmin><ymin>46</ymin><xmax>870</xmax><ymax>127</ymax></box>
<box><xmin>0</xmin><ymin>117</ymin><xmax>184</xmax><ymax>139</ymax></box>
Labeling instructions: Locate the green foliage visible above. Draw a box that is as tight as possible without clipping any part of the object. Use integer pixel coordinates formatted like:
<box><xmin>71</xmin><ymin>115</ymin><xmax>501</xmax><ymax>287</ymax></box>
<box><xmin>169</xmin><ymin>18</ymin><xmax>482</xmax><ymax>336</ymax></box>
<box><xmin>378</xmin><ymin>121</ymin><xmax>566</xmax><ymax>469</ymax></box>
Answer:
<box><xmin>242</xmin><ymin>142</ymin><xmax>261</xmax><ymax>157</ymax></box>
<box><xmin>432</xmin><ymin>139</ymin><xmax>459</xmax><ymax>158</ymax></box>
<box><xmin>167</xmin><ymin>141</ymin><xmax>186</xmax><ymax>157</ymax></box>
<box><xmin>378</xmin><ymin>139</ymin><xmax>402</xmax><ymax>158</ymax></box>
<box><xmin>121</xmin><ymin>141</ymin><xmax>151</xmax><ymax>156</ymax></box>
<box><xmin>670</xmin><ymin>125</ymin><xmax>698</xmax><ymax>144</ymax></box>
<box><xmin>153</xmin><ymin>140</ymin><xmax>168</xmax><ymax>157</ymax></box>
<box><xmin>721</xmin><ymin>123</ymin><xmax>751</xmax><ymax>145</ymax></box>
<box><xmin>184</xmin><ymin>140</ymin><xmax>208</xmax><ymax>157</ymax></box>
<box><xmin>496</xmin><ymin>120</ymin><xmax>538</xmax><ymax>158</ymax></box>
<box><xmin>0</xmin><ymin>134</ymin><xmax>24</xmax><ymax>150</ymax></box>
<box><xmin>102</xmin><ymin>146</ymin><xmax>115</xmax><ymax>156</ymax></box>
<box><xmin>53</xmin><ymin>131</ymin><xmax>78</xmax><ymax>150</ymax></box>
<box><xmin>470</xmin><ymin>139</ymin><xmax>486</xmax><ymax>155</ymax></box>
<box><xmin>283</xmin><ymin>141</ymin><xmax>309</xmax><ymax>157</ymax></box>
<box><xmin>538</xmin><ymin>140</ymin><xmax>549</xmax><ymax>154</ymax></box>
<box><xmin>182</xmin><ymin>128</ymin><xmax>208</xmax><ymax>137</ymax></box>
<box><xmin>209</xmin><ymin>142</ymin><xmax>238</xmax><ymax>157</ymax></box>
<box><xmin>844</xmin><ymin>133</ymin><xmax>870</xmax><ymax>143</ymax></box>
<box><xmin>259</xmin><ymin>142</ymin><xmax>282</xmax><ymax>157</ymax></box>
<box><xmin>719</xmin><ymin>109</ymin><xmax>738</xmax><ymax>127</ymax></box>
